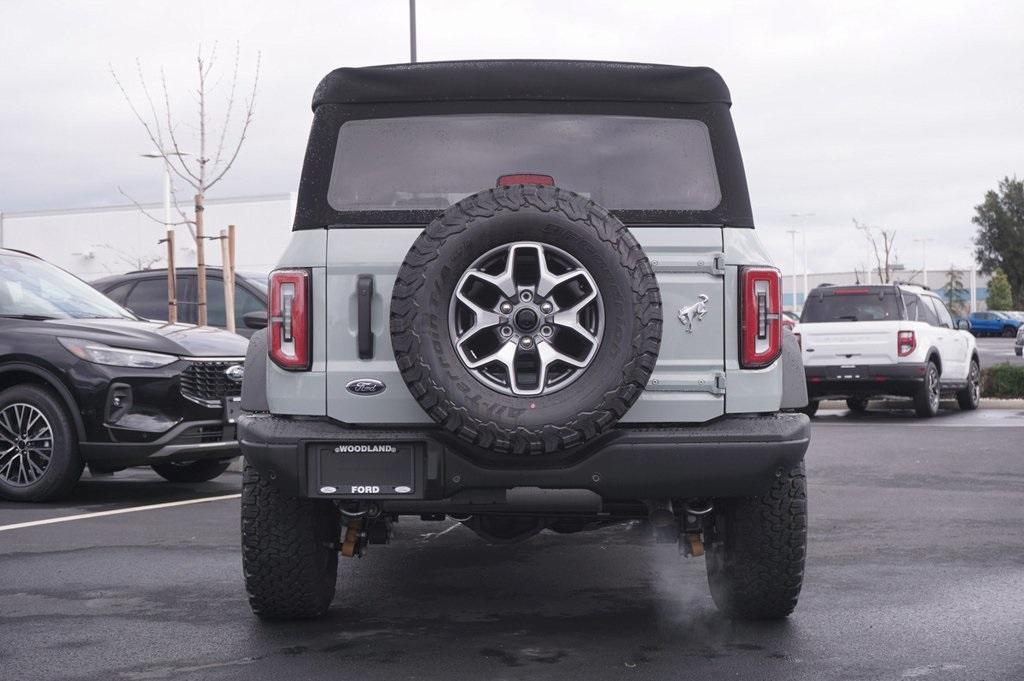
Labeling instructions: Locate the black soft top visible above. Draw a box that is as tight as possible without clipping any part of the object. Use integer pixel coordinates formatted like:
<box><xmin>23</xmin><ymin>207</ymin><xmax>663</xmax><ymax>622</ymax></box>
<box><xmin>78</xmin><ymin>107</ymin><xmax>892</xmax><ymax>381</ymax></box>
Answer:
<box><xmin>312</xmin><ymin>60</ymin><xmax>731</xmax><ymax>109</ymax></box>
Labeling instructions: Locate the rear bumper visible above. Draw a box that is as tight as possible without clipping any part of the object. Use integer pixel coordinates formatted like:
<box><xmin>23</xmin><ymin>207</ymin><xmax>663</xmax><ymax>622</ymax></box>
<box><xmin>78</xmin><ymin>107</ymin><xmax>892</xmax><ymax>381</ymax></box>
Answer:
<box><xmin>238</xmin><ymin>412</ymin><xmax>809</xmax><ymax>508</ymax></box>
<box><xmin>805</xmin><ymin>362</ymin><xmax>926</xmax><ymax>400</ymax></box>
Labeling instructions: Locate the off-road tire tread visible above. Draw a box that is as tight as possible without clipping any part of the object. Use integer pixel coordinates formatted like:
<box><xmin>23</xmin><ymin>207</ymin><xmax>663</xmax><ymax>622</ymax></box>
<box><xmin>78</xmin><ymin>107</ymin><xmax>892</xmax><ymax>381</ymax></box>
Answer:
<box><xmin>706</xmin><ymin>462</ymin><xmax>807</xmax><ymax>620</ymax></box>
<box><xmin>390</xmin><ymin>185</ymin><xmax>661</xmax><ymax>455</ymax></box>
<box><xmin>241</xmin><ymin>464</ymin><xmax>340</xmax><ymax>619</ymax></box>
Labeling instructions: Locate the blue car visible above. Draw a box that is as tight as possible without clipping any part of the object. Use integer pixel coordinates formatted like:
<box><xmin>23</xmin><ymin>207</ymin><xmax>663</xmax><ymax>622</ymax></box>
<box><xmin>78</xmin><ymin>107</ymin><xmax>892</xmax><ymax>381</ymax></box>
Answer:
<box><xmin>968</xmin><ymin>311</ymin><xmax>1022</xmax><ymax>337</ymax></box>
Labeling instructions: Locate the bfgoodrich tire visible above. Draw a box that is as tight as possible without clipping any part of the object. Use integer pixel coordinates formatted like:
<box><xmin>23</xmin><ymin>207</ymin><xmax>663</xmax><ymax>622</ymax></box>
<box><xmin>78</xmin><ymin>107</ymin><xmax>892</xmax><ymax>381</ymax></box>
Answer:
<box><xmin>241</xmin><ymin>464</ymin><xmax>340</xmax><ymax>619</ymax></box>
<box><xmin>390</xmin><ymin>185</ymin><xmax>662</xmax><ymax>455</ymax></box>
<box><xmin>0</xmin><ymin>384</ymin><xmax>82</xmax><ymax>502</ymax></box>
<box><xmin>152</xmin><ymin>459</ymin><xmax>232</xmax><ymax>483</ymax></box>
<box><xmin>705</xmin><ymin>463</ymin><xmax>808</xmax><ymax>620</ymax></box>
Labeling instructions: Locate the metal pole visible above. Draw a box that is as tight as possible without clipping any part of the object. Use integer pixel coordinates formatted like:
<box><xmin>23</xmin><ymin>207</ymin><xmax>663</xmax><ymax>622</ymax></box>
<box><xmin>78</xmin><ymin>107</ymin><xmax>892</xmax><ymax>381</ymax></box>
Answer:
<box><xmin>163</xmin><ymin>165</ymin><xmax>172</xmax><ymax>226</ymax></box>
<box><xmin>802</xmin><ymin>230</ymin><xmax>808</xmax><ymax>304</ymax></box>
<box><xmin>409</xmin><ymin>0</ymin><xmax>417</xmax><ymax>63</ymax></box>
<box><xmin>786</xmin><ymin>229</ymin><xmax>798</xmax><ymax>311</ymax></box>
<box><xmin>970</xmin><ymin>267</ymin><xmax>977</xmax><ymax>313</ymax></box>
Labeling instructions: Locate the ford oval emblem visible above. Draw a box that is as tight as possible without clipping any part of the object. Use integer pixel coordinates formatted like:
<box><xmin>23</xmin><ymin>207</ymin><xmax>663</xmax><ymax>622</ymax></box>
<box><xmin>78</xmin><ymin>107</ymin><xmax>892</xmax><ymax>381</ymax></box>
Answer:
<box><xmin>346</xmin><ymin>378</ymin><xmax>386</xmax><ymax>396</ymax></box>
<box><xmin>224</xmin><ymin>364</ymin><xmax>245</xmax><ymax>383</ymax></box>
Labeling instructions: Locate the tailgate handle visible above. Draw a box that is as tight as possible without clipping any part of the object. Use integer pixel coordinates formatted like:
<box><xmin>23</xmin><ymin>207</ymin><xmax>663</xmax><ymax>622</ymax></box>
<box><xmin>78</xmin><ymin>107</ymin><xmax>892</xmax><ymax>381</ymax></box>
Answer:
<box><xmin>357</xmin><ymin>274</ymin><xmax>374</xmax><ymax>359</ymax></box>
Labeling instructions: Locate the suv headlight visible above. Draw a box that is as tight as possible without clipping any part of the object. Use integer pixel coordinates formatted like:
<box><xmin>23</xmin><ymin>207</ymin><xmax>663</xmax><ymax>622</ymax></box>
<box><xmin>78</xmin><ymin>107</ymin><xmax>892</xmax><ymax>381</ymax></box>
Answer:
<box><xmin>59</xmin><ymin>338</ymin><xmax>178</xmax><ymax>369</ymax></box>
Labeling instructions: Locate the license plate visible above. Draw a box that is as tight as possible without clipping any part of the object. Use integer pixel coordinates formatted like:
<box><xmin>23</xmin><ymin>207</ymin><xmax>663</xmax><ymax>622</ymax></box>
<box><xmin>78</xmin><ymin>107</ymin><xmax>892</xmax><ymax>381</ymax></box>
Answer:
<box><xmin>223</xmin><ymin>396</ymin><xmax>242</xmax><ymax>424</ymax></box>
<box><xmin>316</xmin><ymin>443</ymin><xmax>415</xmax><ymax>496</ymax></box>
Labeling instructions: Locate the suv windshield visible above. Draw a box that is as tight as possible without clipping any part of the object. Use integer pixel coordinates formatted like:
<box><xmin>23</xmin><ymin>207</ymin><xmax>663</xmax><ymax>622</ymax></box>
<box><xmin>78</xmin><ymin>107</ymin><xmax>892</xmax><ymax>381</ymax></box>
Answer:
<box><xmin>801</xmin><ymin>288</ymin><xmax>901</xmax><ymax>323</ymax></box>
<box><xmin>0</xmin><ymin>254</ymin><xmax>136</xmax><ymax>320</ymax></box>
<box><xmin>327</xmin><ymin>114</ymin><xmax>721</xmax><ymax>212</ymax></box>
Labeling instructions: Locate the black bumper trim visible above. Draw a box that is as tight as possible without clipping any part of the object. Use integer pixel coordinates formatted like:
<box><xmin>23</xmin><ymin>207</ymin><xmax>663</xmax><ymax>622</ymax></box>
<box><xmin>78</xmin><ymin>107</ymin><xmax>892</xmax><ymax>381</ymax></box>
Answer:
<box><xmin>805</xmin><ymin>362</ymin><xmax>927</xmax><ymax>399</ymax></box>
<box><xmin>81</xmin><ymin>420</ymin><xmax>241</xmax><ymax>464</ymax></box>
<box><xmin>239</xmin><ymin>413</ymin><xmax>810</xmax><ymax>505</ymax></box>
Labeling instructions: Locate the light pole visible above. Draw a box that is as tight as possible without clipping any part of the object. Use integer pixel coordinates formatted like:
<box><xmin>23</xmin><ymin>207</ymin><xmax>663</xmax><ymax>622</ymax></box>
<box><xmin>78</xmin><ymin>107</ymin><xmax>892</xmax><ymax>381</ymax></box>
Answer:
<box><xmin>854</xmin><ymin>222</ymin><xmax>874</xmax><ymax>284</ymax></box>
<box><xmin>409</xmin><ymin>0</ymin><xmax>417</xmax><ymax>63</ymax></box>
<box><xmin>140</xmin><ymin>150</ymin><xmax>189</xmax><ymax>226</ymax></box>
<box><xmin>913</xmin><ymin>238</ymin><xmax>933</xmax><ymax>289</ymax></box>
<box><xmin>790</xmin><ymin>213</ymin><xmax>815</xmax><ymax>304</ymax></box>
<box><xmin>786</xmin><ymin>229</ymin><xmax>798</xmax><ymax>311</ymax></box>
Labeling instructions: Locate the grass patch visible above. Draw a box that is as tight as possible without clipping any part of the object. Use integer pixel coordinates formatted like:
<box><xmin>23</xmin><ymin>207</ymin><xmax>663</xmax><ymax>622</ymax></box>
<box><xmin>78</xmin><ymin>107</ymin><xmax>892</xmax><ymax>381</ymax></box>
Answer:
<box><xmin>981</xmin><ymin>362</ymin><xmax>1024</xmax><ymax>398</ymax></box>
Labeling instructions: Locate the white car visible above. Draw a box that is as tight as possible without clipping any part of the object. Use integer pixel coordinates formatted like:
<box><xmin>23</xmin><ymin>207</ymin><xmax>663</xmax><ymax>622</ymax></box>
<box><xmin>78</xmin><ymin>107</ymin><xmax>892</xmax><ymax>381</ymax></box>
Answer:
<box><xmin>794</xmin><ymin>283</ymin><xmax>980</xmax><ymax>417</ymax></box>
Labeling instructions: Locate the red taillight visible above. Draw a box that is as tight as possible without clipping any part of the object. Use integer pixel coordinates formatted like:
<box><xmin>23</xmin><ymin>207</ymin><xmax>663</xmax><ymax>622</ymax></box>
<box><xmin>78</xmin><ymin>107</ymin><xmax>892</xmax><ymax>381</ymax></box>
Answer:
<box><xmin>740</xmin><ymin>267</ymin><xmax>782</xmax><ymax>368</ymax></box>
<box><xmin>897</xmin><ymin>330</ymin><xmax>916</xmax><ymax>357</ymax></box>
<box><xmin>834</xmin><ymin>287</ymin><xmax>870</xmax><ymax>295</ymax></box>
<box><xmin>269</xmin><ymin>269</ymin><xmax>310</xmax><ymax>370</ymax></box>
<box><xmin>496</xmin><ymin>173</ymin><xmax>554</xmax><ymax>187</ymax></box>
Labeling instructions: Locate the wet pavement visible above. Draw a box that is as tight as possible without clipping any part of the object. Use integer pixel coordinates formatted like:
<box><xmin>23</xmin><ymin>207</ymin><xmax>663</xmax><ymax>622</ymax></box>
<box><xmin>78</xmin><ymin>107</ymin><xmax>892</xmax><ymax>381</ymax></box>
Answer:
<box><xmin>1</xmin><ymin>407</ymin><xmax>1023</xmax><ymax>680</ymax></box>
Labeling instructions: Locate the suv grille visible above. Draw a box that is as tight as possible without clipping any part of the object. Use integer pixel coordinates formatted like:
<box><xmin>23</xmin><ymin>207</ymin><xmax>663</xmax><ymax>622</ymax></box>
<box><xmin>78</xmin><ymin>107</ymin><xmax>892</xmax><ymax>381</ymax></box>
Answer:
<box><xmin>180</xmin><ymin>360</ymin><xmax>244</xmax><ymax>407</ymax></box>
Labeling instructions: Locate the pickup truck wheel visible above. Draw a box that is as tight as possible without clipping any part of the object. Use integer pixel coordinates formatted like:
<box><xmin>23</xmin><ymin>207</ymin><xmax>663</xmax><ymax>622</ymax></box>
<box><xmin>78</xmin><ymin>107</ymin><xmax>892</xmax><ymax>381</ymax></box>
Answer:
<box><xmin>913</xmin><ymin>361</ymin><xmax>941</xmax><ymax>417</ymax></box>
<box><xmin>956</xmin><ymin>359</ymin><xmax>981</xmax><ymax>411</ymax></box>
<box><xmin>151</xmin><ymin>459</ymin><xmax>232</xmax><ymax>483</ymax></box>
<box><xmin>705</xmin><ymin>462</ymin><xmax>807</xmax><ymax>620</ymax></box>
<box><xmin>0</xmin><ymin>385</ymin><xmax>82</xmax><ymax>502</ymax></box>
<box><xmin>391</xmin><ymin>184</ymin><xmax>662</xmax><ymax>455</ymax></box>
<box><xmin>845</xmin><ymin>397</ymin><xmax>869</xmax><ymax>413</ymax></box>
<box><xmin>241</xmin><ymin>464</ymin><xmax>340</xmax><ymax>619</ymax></box>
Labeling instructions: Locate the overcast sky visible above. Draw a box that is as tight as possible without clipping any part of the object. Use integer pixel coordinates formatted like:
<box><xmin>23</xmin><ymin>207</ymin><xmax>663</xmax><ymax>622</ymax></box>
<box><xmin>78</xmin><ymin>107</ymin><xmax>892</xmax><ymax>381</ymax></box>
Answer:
<box><xmin>1</xmin><ymin>0</ymin><xmax>1021</xmax><ymax>274</ymax></box>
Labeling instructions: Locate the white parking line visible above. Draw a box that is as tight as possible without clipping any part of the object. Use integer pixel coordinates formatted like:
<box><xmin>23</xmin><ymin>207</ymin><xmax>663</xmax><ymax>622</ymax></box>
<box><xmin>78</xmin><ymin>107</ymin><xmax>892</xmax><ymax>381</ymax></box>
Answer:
<box><xmin>0</xmin><ymin>493</ymin><xmax>241</xmax><ymax>532</ymax></box>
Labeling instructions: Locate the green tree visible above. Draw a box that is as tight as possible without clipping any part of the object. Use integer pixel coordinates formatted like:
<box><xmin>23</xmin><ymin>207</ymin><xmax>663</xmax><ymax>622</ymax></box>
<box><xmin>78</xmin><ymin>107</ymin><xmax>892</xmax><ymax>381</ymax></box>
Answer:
<box><xmin>986</xmin><ymin>269</ymin><xmax>1013</xmax><ymax>311</ymax></box>
<box><xmin>974</xmin><ymin>176</ymin><xmax>1024</xmax><ymax>308</ymax></box>
<box><xmin>941</xmin><ymin>266</ymin><xmax>967</xmax><ymax>316</ymax></box>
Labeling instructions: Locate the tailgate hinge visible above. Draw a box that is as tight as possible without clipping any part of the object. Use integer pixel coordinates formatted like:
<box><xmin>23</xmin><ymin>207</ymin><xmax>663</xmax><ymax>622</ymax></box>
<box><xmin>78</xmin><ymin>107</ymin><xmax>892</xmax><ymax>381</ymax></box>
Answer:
<box><xmin>651</xmin><ymin>252</ymin><xmax>726</xmax><ymax>277</ymax></box>
<box><xmin>647</xmin><ymin>371</ymin><xmax>726</xmax><ymax>395</ymax></box>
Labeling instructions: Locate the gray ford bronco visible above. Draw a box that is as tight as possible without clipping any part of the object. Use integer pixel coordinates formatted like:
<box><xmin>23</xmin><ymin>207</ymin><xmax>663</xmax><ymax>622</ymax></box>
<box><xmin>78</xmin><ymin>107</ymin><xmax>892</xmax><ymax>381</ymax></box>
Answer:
<box><xmin>238</xmin><ymin>60</ymin><xmax>811</xmax><ymax>620</ymax></box>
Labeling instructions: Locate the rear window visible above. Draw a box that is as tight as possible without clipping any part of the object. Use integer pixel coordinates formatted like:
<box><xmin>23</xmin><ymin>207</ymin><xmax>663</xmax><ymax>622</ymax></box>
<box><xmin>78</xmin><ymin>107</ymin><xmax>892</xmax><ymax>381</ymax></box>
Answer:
<box><xmin>801</xmin><ymin>288</ymin><xmax>901</xmax><ymax>323</ymax></box>
<box><xmin>327</xmin><ymin>114</ymin><xmax>721</xmax><ymax>212</ymax></box>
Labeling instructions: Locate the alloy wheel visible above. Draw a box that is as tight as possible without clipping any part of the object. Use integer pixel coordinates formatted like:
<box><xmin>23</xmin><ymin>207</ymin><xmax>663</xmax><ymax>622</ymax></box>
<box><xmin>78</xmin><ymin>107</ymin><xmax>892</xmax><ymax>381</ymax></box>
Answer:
<box><xmin>449</xmin><ymin>241</ymin><xmax>604</xmax><ymax>396</ymax></box>
<box><xmin>0</xmin><ymin>403</ymin><xmax>54</xmax><ymax>487</ymax></box>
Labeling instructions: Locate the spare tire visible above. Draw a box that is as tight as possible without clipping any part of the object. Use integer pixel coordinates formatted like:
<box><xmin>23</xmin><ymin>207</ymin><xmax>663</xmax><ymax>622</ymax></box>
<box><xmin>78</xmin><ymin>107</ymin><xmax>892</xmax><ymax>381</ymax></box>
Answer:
<box><xmin>390</xmin><ymin>185</ymin><xmax>661</xmax><ymax>455</ymax></box>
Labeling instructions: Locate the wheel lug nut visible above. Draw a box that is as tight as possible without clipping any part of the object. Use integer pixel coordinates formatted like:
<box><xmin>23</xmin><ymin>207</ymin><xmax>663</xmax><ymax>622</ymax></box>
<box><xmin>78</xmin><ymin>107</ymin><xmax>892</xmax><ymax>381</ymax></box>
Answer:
<box><xmin>520</xmin><ymin>337</ymin><xmax>534</xmax><ymax>348</ymax></box>
<box><xmin>499</xmin><ymin>302</ymin><xmax>513</xmax><ymax>314</ymax></box>
<box><xmin>540</xmin><ymin>301</ymin><xmax>553</xmax><ymax>314</ymax></box>
<box><xmin>540</xmin><ymin>325</ymin><xmax>553</xmax><ymax>337</ymax></box>
<box><xmin>520</xmin><ymin>290</ymin><xmax>533</xmax><ymax>302</ymax></box>
<box><xmin>499</xmin><ymin>326</ymin><xmax>513</xmax><ymax>338</ymax></box>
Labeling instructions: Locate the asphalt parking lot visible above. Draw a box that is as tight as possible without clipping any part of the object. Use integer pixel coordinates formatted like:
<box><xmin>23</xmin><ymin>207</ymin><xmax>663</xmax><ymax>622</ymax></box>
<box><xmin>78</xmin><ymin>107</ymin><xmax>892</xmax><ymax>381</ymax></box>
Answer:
<box><xmin>2</xmin><ymin>406</ymin><xmax>1023</xmax><ymax>681</ymax></box>
<box><xmin>975</xmin><ymin>336</ymin><xmax>1022</xmax><ymax>367</ymax></box>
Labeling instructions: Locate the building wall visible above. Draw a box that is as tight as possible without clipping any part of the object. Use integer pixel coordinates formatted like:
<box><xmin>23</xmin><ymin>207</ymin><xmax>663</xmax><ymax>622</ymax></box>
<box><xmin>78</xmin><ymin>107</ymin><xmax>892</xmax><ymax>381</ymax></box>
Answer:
<box><xmin>0</xmin><ymin>193</ymin><xmax>296</xmax><ymax>280</ymax></box>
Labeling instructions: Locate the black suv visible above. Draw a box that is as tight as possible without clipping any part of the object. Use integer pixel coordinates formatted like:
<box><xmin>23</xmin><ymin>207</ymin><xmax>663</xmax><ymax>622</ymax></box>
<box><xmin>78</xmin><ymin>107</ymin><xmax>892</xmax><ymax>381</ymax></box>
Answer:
<box><xmin>239</xmin><ymin>61</ymin><xmax>810</xmax><ymax>621</ymax></box>
<box><xmin>92</xmin><ymin>267</ymin><xmax>269</xmax><ymax>337</ymax></box>
<box><xmin>0</xmin><ymin>250</ymin><xmax>249</xmax><ymax>501</ymax></box>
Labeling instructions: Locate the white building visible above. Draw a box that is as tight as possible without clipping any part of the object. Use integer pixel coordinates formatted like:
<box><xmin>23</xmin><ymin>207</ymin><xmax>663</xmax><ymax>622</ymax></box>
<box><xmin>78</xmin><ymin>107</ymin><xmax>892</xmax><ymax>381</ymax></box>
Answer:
<box><xmin>0</xmin><ymin>193</ymin><xmax>296</xmax><ymax>280</ymax></box>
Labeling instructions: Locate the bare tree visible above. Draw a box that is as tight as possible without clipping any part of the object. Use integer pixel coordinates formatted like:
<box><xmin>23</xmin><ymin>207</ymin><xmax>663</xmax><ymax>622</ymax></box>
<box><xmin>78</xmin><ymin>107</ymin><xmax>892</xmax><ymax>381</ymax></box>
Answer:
<box><xmin>111</xmin><ymin>43</ymin><xmax>260</xmax><ymax>326</ymax></box>
<box><xmin>93</xmin><ymin>243</ymin><xmax>163</xmax><ymax>272</ymax></box>
<box><xmin>853</xmin><ymin>219</ymin><xmax>899</xmax><ymax>284</ymax></box>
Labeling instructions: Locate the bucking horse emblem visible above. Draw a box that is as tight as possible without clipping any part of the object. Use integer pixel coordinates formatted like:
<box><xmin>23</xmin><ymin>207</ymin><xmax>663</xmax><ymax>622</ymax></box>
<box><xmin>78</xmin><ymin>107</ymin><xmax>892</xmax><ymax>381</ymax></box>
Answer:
<box><xmin>677</xmin><ymin>294</ymin><xmax>709</xmax><ymax>333</ymax></box>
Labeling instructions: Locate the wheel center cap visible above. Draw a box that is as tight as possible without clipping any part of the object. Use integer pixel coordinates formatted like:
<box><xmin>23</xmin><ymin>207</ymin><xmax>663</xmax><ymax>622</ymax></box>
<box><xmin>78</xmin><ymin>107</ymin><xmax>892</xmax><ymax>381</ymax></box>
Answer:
<box><xmin>514</xmin><ymin>308</ymin><xmax>539</xmax><ymax>332</ymax></box>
